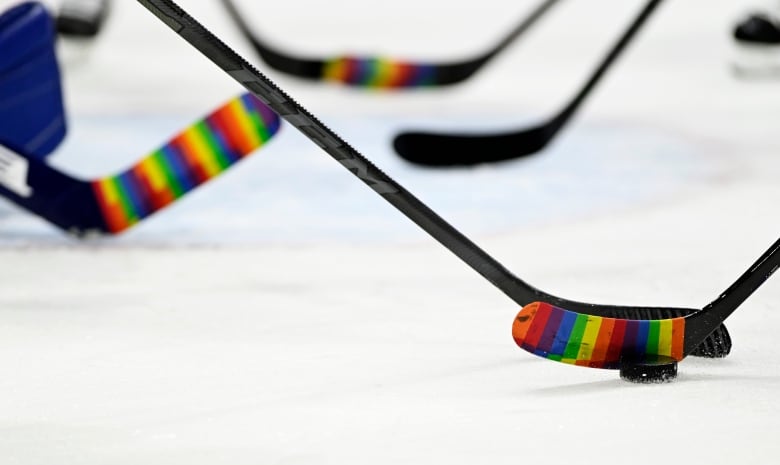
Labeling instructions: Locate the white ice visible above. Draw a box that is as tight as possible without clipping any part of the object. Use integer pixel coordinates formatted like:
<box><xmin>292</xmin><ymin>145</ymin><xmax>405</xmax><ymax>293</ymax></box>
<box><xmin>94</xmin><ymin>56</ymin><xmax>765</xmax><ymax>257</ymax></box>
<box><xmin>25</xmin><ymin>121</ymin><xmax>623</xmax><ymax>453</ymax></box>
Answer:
<box><xmin>2</xmin><ymin>0</ymin><xmax>780</xmax><ymax>464</ymax></box>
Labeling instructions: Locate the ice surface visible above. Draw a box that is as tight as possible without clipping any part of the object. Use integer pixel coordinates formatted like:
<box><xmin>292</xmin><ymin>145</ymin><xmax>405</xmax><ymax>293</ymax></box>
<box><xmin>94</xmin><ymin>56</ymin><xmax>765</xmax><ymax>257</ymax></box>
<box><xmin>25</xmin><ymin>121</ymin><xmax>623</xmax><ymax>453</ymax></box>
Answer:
<box><xmin>0</xmin><ymin>113</ymin><xmax>729</xmax><ymax>245</ymax></box>
<box><xmin>2</xmin><ymin>0</ymin><xmax>780</xmax><ymax>464</ymax></box>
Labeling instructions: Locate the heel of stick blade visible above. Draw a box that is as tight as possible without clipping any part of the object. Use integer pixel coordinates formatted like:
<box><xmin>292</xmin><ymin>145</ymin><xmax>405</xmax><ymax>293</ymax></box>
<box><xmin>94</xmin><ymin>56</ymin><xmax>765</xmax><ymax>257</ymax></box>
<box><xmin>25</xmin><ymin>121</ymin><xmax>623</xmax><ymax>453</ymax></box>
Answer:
<box><xmin>598</xmin><ymin>307</ymin><xmax>731</xmax><ymax>358</ymax></box>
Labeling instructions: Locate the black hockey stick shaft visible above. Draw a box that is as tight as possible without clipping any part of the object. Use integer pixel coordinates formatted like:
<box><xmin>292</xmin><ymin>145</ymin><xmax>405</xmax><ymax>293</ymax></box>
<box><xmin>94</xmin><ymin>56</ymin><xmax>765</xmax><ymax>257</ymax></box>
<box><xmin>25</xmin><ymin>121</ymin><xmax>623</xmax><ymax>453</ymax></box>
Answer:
<box><xmin>136</xmin><ymin>0</ymin><xmax>731</xmax><ymax>358</ymax></box>
<box><xmin>479</xmin><ymin>0</ymin><xmax>564</xmax><ymax>64</ymax></box>
<box><xmin>683</xmin><ymin>237</ymin><xmax>780</xmax><ymax>355</ymax></box>
<box><xmin>393</xmin><ymin>0</ymin><xmax>663</xmax><ymax>165</ymax></box>
<box><xmin>552</xmin><ymin>0</ymin><xmax>661</xmax><ymax>132</ymax></box>
<box><xmin>222</xmin><ymin>0</ymin><xmax>563</xmax><ymax>87</ymax></box>
<box><xmin>220</xmin><ymin>0</ymin><xmax>321</xmax><ymax>80</ymax></box>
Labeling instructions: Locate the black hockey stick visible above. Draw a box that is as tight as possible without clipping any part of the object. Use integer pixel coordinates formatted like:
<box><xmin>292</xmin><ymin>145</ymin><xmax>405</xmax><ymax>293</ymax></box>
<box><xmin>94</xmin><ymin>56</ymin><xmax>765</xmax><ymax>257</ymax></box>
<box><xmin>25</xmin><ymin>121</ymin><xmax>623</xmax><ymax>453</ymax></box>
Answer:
<box><xmin>511</xmin><ymin>237</ymin><xmax>780</xmax><ymax>381</ymax></box>
<box><xmin>221</xmin><ymin>0</ymin><xmax>563</xmax><ymax>88</ymax></box>
<box><xmin>136</xmin><ymin>0</ymin><xmax>737</xmax><ymax>370</ymax></box>
<box><xmin>56</xmin><ymin>0</ymin><xmax>111</xmax><ymax>37</ymax></box>
<box><xmin>0</xmin><ymin>93</ymin><xmax>280</xmax><ymax>235</ymax></box>
<box><xmin>394</xmin><ymin>0</ymin><xmax>662</xmax><ymax>166</ymax></box>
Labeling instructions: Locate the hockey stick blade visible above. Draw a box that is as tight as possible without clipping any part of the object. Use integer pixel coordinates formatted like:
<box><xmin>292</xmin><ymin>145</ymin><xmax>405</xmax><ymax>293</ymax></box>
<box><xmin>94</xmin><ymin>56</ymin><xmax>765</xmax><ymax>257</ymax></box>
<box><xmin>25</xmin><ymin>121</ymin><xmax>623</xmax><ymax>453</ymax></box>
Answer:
<box><xmin>222</xmin><ymin>0</ymin><xmax>562</xmax><ymax>89</ymax></box>
<box><xmin>0</xmin><ymin>93</ymin><xmax>280</xmax><ymax>236</ymax></box>
<box><xmin>136</xmin><ymin>0</ymin><xmax>731</xmax><ymax>360</ymax></box>
<box><xmin>394</xmin><ymin>0</ymin><xmax>662</xmax><ymax>165</ymax></box>
<box><xmin>514</xmin><ymin>237</ymin><xmax>780</xmax><ymax>369</ymax></box>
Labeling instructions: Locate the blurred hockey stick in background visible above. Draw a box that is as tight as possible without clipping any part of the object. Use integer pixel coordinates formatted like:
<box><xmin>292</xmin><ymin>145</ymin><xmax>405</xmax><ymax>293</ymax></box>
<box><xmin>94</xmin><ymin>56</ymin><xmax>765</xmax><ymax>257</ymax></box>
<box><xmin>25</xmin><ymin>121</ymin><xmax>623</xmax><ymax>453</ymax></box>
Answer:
<box><xmin>222</xmin><ymin>0</ymin><xmax>563</xmax><ymax>88</ymax></box>
<box><xmin>393</xmin><ymin>0</ymin><xmax>663</xmax><ymax>165</ymax></box>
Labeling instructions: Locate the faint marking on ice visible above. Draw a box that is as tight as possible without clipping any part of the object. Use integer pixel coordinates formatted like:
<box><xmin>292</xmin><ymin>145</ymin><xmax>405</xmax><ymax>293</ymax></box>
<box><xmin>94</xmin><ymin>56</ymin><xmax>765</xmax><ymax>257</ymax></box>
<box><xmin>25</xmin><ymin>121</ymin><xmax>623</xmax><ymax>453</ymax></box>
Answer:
<box><xmin>0</xmin><ymin>114</ymin><xmax>731</xmax><ymax>247</ymax></box>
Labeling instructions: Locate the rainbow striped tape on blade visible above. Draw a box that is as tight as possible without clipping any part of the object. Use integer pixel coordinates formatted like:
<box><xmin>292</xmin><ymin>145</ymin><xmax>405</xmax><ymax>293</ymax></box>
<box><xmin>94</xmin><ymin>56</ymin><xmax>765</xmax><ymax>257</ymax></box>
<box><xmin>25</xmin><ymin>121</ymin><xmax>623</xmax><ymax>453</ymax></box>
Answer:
<box><xmin>323</xmin><ymin>56</ymin><xmax>436</xmax><ymax>88</ymax></box>
<box><xmin>93</xmin><ymin>93</ymin><xmax>280</xmax><ymax>233</ymax></box>
<box><xmin>513</xmin><ymin>302</ymin><xmax>685</xmax><ymax>368</ymax></box>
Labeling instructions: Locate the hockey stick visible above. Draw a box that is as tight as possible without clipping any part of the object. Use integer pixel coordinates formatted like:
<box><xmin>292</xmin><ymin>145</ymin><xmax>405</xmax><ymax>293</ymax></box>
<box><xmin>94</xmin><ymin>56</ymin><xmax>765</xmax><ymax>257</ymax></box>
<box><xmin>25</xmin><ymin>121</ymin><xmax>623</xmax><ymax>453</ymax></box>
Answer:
<box><xmin>513</xmin><ymin>237</ymin><xmax>780</xmax><ymax>375</ymax></box>
<box><xmin>221</xmin><ymin>0</ymin><xmax>563</xmax><ymax>88</ymax></box>
<box><xmin>57</xmin><ymin>0</ymin><xmax>111</xmax><ymax>37</ymax></box>
<box><xmin>136</xmin><ymin>0</ymin><xmax>734</xmax><ymax>365</ymax></box>
<box><xmin>393</xmin><ymin>0</ymin><xmax>662</xmax><ymax>166</ymax></box>
<box><xmin>0</xmin><ymin>93</ymin><xmax>280</xmax><ymax>235</ymax></box>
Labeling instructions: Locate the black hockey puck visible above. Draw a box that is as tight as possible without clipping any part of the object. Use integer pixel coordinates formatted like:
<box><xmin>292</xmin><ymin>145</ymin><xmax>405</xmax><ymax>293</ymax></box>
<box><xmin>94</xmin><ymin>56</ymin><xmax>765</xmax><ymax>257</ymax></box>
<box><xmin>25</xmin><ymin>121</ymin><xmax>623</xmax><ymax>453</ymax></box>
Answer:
<box><xmin>619</xmin><ymin>358</ymin><xmax>678</xmax><ymax>383</ymax></box>
<box><xmin>56</xmin><ymin>0</ymin><xmax>110</xmax><ymax>37</ymax></box>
